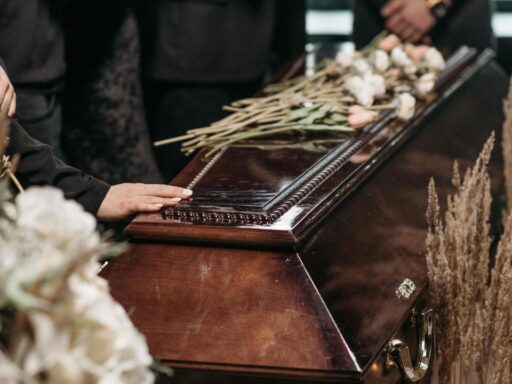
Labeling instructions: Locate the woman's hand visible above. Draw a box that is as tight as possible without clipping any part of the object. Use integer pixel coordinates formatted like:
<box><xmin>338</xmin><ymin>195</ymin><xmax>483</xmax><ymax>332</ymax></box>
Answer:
<box><xmin>0</xmin><ymin>65</ymin><xmax>16</xmax><ymax>117</ymax></box>
<box><xmin>97</xmin><ymin>183</ymin><xmax>193</xmax><ymax>221</ymax></box>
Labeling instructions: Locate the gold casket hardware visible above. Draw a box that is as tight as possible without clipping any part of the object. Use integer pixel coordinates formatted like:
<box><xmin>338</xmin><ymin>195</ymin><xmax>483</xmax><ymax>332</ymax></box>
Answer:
<box><xmin>386</xmin><ymin>308</ymin><xmax>434</xmax><ymax>382</ymax></box>
<box><xmin>396</xmin><ymin>278</ymin><xmax>416</xmax><ymax>300</ymax></box>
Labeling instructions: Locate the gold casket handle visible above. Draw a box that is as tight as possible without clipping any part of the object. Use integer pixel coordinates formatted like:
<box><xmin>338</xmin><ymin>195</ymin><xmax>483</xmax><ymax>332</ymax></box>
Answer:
<box><xmin>387</xmin><ymin>308</ymin><xmax>434</xmax><ymax>382</ymax></box>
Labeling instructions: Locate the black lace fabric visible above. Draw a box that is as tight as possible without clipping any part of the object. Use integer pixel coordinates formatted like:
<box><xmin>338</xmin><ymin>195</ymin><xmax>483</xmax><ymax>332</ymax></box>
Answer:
<box><xmin>63</xmin><ymin>4</ymin><xmax>163</xmax><ymax>185</ymax></box>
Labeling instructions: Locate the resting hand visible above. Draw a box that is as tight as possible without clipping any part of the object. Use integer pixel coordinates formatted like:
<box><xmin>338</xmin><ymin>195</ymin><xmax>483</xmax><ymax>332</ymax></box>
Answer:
<box><xmin>0</xmin><ymin>65</ymin><xmax>16</xmax><ymax>117</ymax></box>
<box><xmin>97</xmin><ymin>183</ymin><xmax>193</xmax><ymax>221</ymax></box>
<box><xmin>382</xmin><ymin>0</ymin><xmax>436</xmax><ymax>42</ymax></box>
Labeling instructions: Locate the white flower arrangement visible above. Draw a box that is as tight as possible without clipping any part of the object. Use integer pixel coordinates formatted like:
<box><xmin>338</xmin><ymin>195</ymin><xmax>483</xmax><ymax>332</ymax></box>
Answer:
<box><xmin>340</xmin><ymin>33</ymin><xmax>445</xmax><ymax>124</ymax></box>
<box><xmin>158</xmin><ymin>32</ymin><xmax>447</xmax><ymax>157</ymax></box>
<box><xmin>0</xmin><ymin>186</ymin><xmax>157</xmax><ymax>384</ymax></box>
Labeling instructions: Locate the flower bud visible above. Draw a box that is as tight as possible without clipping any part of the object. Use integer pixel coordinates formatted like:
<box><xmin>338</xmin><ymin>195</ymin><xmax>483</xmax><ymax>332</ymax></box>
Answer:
<box><xmin>404</xmin><ymin>45</ymin><xmax>429</xmax><ymax>63</ymax></box>
<box><xmin>371</xmin><ymin>50</ymin><xmax>390</xmax><ymax>73</ymax></box>
<box><xmin>378</xmin><ymin>34</ymin><xmax>401</xmax><ymax>52</ymax></box>
<box><xmin>335</xmin><ymin>51</ymin><xmax>353</xmax><ymax>67</ymax></box>
<box><xmin>353</xmin><ymin>58</ymin><xmax>372</xmax><ymax>75</ymax></box>
<box><xmin>348</xmin><ymin>109</ymin><xmax>378</xmax><ymax>129</ymax></box>
<box><xmin>395</xmin><ymin>93</ymin><xmax>416</xmax><ymax>121</ymax></box>
<box><xmin>415</xmin><ymin>73</ymin><xmax>436</xmax><ymax>96</ymax></box>
<box><xmin>423</xmin><ymin>47</ymin><xmax>445</xmax><ymax>72</ymax></box>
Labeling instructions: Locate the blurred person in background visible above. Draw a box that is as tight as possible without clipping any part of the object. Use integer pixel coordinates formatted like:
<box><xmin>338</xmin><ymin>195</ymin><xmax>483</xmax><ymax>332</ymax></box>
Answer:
<box><xmin>63</xmin><ymin>0</ymin><xmax>163</xmax><ymax>184</ymax></box>
<box><xmin>0</xmin><ymin>1</ymin><xmax>66</xmax><ymax>158</ymax></box>
<box><xmin>0</xmin><ymin>0</ymin><xmax>162</xmax><ymax>186</ymax></box>
<box><xmin>139</xmin><ymin>0</ymin><xmax>306</xmax><ymax>180</ymax></box>
<box><xmin>0</xmin><ymin>54</ymin><xmax>192</xmax><ymax>221</ymax></box>
<box><xmin>353</xmin><ymin>0</ymin><xmax>495</xmax><ymax>52</ymax></box>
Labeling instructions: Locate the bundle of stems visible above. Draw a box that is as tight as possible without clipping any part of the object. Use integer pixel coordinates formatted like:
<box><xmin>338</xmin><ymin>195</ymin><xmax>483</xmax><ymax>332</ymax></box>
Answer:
<box><xmin>153</xmin><ymin>30</ymin><xmax>431</xmax><ymax>158</ymax></box>
<box><xmin>154</xmin><ymin>60</ymin><xmax>395</xmax><ymax>158</ymax></box>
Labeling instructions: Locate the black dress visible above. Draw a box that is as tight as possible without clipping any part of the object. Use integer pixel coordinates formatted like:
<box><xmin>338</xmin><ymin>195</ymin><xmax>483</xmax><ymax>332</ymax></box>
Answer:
<box><xmin>63</xmin><ymin>2</ymin><xmax>163</xmax><ymax>185</ymax></box>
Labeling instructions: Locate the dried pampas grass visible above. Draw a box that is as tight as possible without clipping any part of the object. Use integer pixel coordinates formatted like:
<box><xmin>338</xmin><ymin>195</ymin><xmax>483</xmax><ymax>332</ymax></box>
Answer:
<box><xmin>427</xmin><ymin>133</ymin><xmax>512</xmax><ymax>384</ymax></box>
<box><xmin>503</xmin><ymin>81</ymin><xmax>512</xmax><ymax>210</ymax></box>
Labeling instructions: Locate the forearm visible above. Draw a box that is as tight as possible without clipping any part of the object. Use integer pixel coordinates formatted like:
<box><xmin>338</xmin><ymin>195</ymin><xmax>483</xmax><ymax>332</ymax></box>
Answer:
<box><xmin>7</xmin><ymin>119</ymin><xmax>110</xmax><ymax>214</ymax></box>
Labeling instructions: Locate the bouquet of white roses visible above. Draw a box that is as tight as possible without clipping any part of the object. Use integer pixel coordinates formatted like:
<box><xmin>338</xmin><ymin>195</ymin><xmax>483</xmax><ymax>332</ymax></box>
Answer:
<box><xmin>0</xmin><ymin>185</ymin><xmax>156</xmax><ymax>384</ymax></box>
<box><xmin>0</xmin><ymin>119</ymin><xmax>156</xmax><ymax>384</ymax></box>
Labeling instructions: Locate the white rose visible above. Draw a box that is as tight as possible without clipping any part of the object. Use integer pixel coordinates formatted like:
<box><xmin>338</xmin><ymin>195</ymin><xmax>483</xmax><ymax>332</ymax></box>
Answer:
<box><xmin>395</xmin><ymin>93</ymin><xmax>416</xmax><ymax>121</ymax></box>
<box><xmin>21</xmin><ymin>312</ymin><xmax>75</xmax><ymax>380</ymax></box>
<box><xmin>415</xmin><ymin>72</ymin><xmax>436</xmax><ymax>95</ymax></box>
<box><xmin>335</xmin><ymin>51</ymin><xmax>353</xmax><ymax>67</ymax></box>
<box><xmin>0</xmin><ymin>350</ymin><xmax>20</xmax><ymax>384</ymax></box>
<box><xmin>353</xmin><ymin>88</ymin><xmax>375</xmax><ymax>108</ymax></box>
<box><xmin>345</xmin><ymin>75</ymin><xmax>375</xmax><ymax>107</ymax></box>
<box><xmin>403</xmin><ymin>63</ymin><xmax>418</xmax><ymax>76</ymax></box>
<box><xmin>364</xmin><ymin>74</ymin><xmax>386</xmax><ymax>98</ymax></box>
<box><xmin>345</xmin><ymin>75</ymin><xmax>363</xmax><ymax>93</ymax></box>
<box><xmin>14</xmin><ymin>295</ymin><xmax>154</xmax><ymax>384</ymax></box>
<box><xmin>371</xmin><ymin>50</ymin><xmax>390</xmax><ymax>73</ymax></box>
<box><xmin>80</xmin><ymin>300</ymin><xmax>154</xmax><ymax>384</ymax></box>
<box><xmin>0</xmin><ymin>240</ymin><xmax>19</xmax><ymax>306</ymax></box>
<box><xmin>15</xmin><ymin>187</ymin><xmax>99</xmax><ymax>255</ymax></box>
<box><xmin>391</xmin><ymin>46</ymin><xmax>417</xmax><ymax>75</ymax></box>
<box><xmin>391</xmin><ymin>46</ymin><xmax>411</xmax><ymax>67</ymax></box>
<box><xmin>423</xmin><ymin>47</ymin><xmax>445</xmax><ymax>72</ymax></box>
<box><xmin>352</xmin><ymin>58</ymin><xmax>372</xmax><ymax>75</ymax></box>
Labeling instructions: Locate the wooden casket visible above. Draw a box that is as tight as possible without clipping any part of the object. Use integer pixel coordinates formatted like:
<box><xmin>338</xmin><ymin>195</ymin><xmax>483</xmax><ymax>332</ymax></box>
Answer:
<box><xmin>101</xmin><ymin>48</ymin><xmax>508</xmax><ymax>383</ymax></box>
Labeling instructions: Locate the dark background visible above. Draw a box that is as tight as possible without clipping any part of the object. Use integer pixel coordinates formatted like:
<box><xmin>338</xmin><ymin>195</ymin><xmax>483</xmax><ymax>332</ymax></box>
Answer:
<box><xmin>306</xmin><ymin>0</ymin><xmax>512</xmax><ymax>72</ymax></box>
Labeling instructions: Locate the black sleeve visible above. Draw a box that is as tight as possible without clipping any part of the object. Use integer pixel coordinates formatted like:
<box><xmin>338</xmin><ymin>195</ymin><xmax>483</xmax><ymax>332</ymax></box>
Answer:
<box><xmin>6</xmin><ymin>119</ymin><xmax>111</xmax><ymax>215</ymax></box>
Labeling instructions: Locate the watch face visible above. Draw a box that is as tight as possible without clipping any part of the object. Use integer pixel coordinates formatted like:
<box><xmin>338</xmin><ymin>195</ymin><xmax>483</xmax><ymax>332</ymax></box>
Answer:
<box><xmin>432</xmin><ymin>2</ymin><xmax>448</xmax><ymax>19</ymax></box>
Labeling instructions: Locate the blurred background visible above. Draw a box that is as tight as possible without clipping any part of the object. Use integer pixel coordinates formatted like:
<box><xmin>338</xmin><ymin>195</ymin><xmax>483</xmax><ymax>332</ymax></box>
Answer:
<box><xmin>306</xmin><ymin>0</ymin><xmax>512</xmax><ymax>71</ymax></box>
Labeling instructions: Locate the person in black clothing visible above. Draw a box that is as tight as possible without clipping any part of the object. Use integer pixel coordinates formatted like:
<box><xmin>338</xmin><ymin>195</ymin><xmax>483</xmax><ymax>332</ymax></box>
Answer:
<box><xmin>62</xmin><ymin>1</ymin><xmax>163</xmax><ymax>185</ymax></box>
<box><xmin>8</xmin><ymin>120</ymin><xmax>193</xmax><ymax>221</ymax></box>
<box><xmin>0</xmin><ymin>0</ymin><xmax>163</xmax><ymax>184</ymax></box>
<box><xmin>353</xmin><ymin>0</ymin><xmax>495</xmax><ymax>52</ymax></box>
<box><xmin>139</xmin><ymin>0</ymin><xmax>306</xmax><ymax>180</ymax></box>
<box><xmin>0</xmin><ymin>59</ymin><xmax>192</xmax><ymax>221</ymax></box>
<box><xmin>0</xmin><ymin>0</ymin><xmax>66</xmax><ymax>158</ymax></box>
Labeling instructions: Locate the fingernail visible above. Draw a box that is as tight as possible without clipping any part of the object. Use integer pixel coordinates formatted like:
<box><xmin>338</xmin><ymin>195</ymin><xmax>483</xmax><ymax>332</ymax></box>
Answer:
<box><xmin>182</xmin><ymin>189</ymin><xmax>193</xmax><ymax>196</ymax></box>
<box><xmin>170</xmin><ymin>197</ymin><xmax>182</xmax><ymax>202</ymax></box>
<box><xmin>155</xmin><ymin>204</ymin><xmax>164</xmax><ymax>208</ymax></box>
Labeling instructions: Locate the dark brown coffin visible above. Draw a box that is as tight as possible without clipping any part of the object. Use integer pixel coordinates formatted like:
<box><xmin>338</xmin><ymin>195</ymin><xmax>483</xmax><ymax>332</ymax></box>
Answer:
<box><xmin>101</xmin><ymin>49</ymin><xmax>508</xmax><ymax>383</ymax></box>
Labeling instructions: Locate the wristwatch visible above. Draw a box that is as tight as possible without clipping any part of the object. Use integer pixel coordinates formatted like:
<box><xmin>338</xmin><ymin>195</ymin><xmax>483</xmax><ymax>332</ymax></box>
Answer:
<box><xmin>426</xmin><ymin>0</ymin><xmax>449</xmax><ymax>21</ymax></box>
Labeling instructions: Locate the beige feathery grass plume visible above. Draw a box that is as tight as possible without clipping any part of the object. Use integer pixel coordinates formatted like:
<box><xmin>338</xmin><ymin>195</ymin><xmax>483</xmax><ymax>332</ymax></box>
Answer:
<box><xmin>503</xmin><ymin>80</ymin><xmax>512</xmax><ymax>210</ymax></box>
<box><xmin>488</xmin><ymin>211</ymin><xmax>512</xmax><ymax>384</ymax></box>
<box><xmin>425</xmin><ymin>133</ymin><xmax>512</xmax><ymax>384</ymax></box>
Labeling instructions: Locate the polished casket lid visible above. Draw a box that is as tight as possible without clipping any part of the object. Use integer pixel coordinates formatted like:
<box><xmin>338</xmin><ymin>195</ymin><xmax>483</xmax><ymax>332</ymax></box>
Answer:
<box><xmin>127</xmin><ymin>47</ymin><xmax>491</xmax><ymax>247</ymax></box>
<box><xmin>104</xmin><ymin>48</ymin><xmax>508</xmax><ymax>382</ymax></box>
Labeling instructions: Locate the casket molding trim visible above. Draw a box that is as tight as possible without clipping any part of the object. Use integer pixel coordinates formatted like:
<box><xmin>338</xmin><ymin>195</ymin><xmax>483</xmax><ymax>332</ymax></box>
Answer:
<box><xmin>160</xmin><ymin>47</ymin><xmax>485</xmax><ymax>227</ymax></box>
<box><xmin>162</xmin><ymin>112</ymin><xmax>395</xmax><ymax>225</ymax></box>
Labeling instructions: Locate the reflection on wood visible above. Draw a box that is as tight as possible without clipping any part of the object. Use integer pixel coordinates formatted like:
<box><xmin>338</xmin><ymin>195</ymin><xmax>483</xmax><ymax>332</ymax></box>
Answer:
<box><xmin>102</xmin><ymin>49</ymin><xmax>508</xmax><ymax>383</ymax></box>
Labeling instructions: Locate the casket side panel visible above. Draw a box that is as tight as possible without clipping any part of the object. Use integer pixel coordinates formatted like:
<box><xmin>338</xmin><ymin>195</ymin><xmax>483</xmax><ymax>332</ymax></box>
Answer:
<box><xmin>101</xmin><ymin>243</ymin><xmax>359</xmax><ymax>378</ymax></box>
<box><xmin>298</xmin><ymin>57</ymin><xmax>507</xmax><ymax>373</ymax></box>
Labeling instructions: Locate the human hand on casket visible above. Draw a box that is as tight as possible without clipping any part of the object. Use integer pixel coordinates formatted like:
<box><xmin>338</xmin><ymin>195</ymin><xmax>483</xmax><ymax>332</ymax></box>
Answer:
<box><xmin>97</xmin><ymin>183</ymin><xmax>193</xmax><ymax>221</ymax></box>
<box><xmin>381</xmin><ymin>0</ymin><xmax>436</xmax><ymax>42</ymax></box>
<box><xmin>0</xmin><ymin>65</ymin><xmax>16</xmax><ymax>117</ymax></box>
